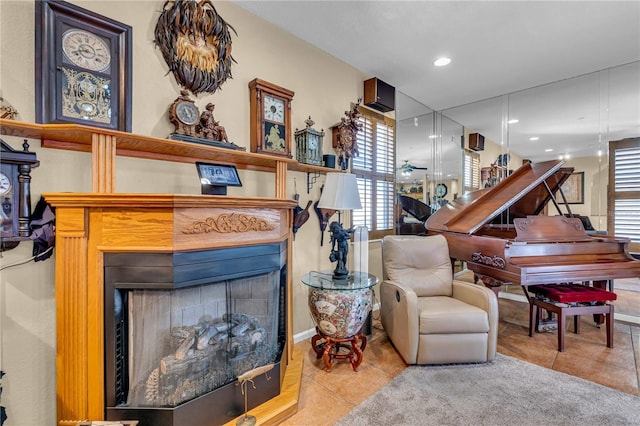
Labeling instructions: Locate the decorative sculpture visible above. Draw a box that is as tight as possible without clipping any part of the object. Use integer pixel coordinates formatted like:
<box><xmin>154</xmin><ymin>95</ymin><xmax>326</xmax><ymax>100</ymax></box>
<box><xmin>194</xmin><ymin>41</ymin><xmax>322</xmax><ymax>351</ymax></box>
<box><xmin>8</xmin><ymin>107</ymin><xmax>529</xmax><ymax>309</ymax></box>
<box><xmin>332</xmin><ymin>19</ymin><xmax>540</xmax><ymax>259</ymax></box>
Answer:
<box><xmin>328</xmin><ymin>222</ymin><xmax>356</xmax><ymax>279</ymax></box>
<box><xmin>335</xmin><ymin>98</ymin><xmax>363</xmax><ymax>170</ymax></box>
<box><xmin>199</xmin><ymin>103</ymin><xmax>230</xmax><ymax>143</ymax></box>
<box><xmin>154</xmin><ymin>0</ymin><xmax>237</xmax><ymax>95</ymax></box>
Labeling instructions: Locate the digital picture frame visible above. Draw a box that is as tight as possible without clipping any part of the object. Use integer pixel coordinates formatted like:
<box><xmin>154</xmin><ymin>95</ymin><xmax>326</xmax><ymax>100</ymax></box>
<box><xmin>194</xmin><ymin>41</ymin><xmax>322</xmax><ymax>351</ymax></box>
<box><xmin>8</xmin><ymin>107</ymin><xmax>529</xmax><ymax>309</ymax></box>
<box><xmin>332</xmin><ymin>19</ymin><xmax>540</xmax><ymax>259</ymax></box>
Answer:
<box><xmin>196</xmin><ymin>162</ymin><xmax>242</xmax><ymax>195</ymax></box>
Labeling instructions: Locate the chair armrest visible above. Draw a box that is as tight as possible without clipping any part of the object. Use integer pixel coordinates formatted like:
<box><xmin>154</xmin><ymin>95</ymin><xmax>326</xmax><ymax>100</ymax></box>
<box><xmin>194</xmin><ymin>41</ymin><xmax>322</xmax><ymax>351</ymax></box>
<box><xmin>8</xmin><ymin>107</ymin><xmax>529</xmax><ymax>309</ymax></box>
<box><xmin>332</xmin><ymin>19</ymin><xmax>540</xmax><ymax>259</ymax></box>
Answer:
<box><xmin>380</xmin><ymin>279</ymin><xmax>419</xmax><ymax>364</ymax></box>
<box><xmin>452</xmin><ymin>280</ymin><xmax>499</xmax><ymax>361</ymax></box>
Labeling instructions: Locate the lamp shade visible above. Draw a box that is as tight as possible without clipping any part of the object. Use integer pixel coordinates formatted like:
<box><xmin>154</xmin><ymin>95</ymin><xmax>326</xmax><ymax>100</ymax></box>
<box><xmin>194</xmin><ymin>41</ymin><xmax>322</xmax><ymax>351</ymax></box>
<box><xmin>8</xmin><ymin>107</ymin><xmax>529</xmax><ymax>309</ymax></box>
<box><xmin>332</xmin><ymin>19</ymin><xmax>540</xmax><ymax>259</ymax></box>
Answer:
<box><xmin>317</xmin><ymin>173</ymin><xmax>362</xmax><ymax>210</ymax></box>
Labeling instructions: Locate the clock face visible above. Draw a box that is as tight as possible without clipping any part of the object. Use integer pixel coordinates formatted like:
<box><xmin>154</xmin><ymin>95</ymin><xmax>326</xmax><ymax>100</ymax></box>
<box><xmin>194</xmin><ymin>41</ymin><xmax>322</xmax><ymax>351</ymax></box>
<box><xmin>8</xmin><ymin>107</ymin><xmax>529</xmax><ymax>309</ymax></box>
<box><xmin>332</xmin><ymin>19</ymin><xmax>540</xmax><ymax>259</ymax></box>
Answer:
<box><xmin>62</xmin><ymin>29</ymin><xmax>112</xmax><ymax>73</ymax></box>
<box><xmin>435</xmin><ymin>183</ymin><xmax>448</xmax><ymax>197</ymax></box>
<box><xmin>308</xmin><ymin>135</ymin><xmax>318</xmax><ymax>150</ymax></box>
<box><xmin>176</xmin><ymin>101</ymin><xmax>199</xmax><ymax>126</ymax></box>
<box><xmin>0</xmin><ymin>172</ymin><xmax>11</xmax><ymax>196</ymax></box>
<box><xmin>264</xmin><ymin>95</ymin><xmax>285</xmax><ymax>123</ymax></box>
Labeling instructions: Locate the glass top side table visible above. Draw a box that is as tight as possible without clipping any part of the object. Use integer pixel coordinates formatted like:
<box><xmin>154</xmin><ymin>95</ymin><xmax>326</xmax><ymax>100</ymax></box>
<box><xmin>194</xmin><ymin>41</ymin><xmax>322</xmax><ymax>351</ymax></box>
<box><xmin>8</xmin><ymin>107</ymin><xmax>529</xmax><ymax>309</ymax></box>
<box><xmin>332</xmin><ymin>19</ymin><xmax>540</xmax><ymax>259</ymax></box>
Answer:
<box><xmin>301</xmin><ymin>270</ymin><xmax>378</xmax><ymax>291</ymax></box>
<box><xmin>302</xmin><ymin>271</ymin><xmax>378</xmax><ymax>371</ymax></box>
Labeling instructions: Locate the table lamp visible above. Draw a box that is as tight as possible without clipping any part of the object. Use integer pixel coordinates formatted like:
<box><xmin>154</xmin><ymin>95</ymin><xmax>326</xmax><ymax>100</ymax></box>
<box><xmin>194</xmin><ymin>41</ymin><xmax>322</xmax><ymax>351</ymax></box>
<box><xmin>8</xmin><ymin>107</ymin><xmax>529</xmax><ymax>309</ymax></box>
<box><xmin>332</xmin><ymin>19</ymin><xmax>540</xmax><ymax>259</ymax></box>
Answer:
<box><xmin>317</xmin><ymin>172</ymin><xmax>362</xmax><ymax>279</ymax></box>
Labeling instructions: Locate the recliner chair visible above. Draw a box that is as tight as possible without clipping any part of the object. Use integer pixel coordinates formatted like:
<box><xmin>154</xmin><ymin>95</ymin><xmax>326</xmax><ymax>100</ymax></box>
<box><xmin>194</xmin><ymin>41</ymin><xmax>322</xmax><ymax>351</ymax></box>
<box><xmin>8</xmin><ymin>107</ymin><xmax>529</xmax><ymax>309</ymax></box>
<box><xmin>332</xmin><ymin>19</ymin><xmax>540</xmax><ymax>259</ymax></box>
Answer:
<box><xmin>380</xmin><ymin>235</ymin><xmax>498</xmax><ymax>364</ymax></box>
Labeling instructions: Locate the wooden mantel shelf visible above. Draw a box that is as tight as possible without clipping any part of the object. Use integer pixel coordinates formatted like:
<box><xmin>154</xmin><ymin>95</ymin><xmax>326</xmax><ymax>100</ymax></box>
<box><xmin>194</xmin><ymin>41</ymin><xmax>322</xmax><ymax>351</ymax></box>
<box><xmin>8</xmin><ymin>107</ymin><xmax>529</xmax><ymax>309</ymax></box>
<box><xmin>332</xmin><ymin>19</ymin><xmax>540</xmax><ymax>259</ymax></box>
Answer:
<box><xmin>0</xmin><ymin>119</ymin><xmax>332</xmax><ymax>175</ymax></box>
<box><xmin>43</xmin><ymin>193</ymin><xmax>298</xmax><ymax>209</ymax></box>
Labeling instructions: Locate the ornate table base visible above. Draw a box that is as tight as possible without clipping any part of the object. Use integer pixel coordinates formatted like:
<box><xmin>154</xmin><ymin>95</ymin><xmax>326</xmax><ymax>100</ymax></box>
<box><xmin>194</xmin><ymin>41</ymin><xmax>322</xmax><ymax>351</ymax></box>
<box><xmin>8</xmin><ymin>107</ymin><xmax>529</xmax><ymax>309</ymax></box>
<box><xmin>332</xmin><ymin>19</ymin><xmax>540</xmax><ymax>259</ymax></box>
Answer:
<box><xmin>310</xmin><ymin>328</ymin><xmax>367</xmax><ymax>372</ymax></box>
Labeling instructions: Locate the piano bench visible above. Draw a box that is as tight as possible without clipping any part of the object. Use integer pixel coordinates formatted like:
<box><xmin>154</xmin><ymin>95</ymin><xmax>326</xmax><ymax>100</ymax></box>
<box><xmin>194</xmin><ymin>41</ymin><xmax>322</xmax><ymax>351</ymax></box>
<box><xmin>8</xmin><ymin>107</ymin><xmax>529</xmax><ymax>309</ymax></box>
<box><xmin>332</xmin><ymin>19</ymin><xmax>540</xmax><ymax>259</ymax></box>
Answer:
<box><xmin>527</xmin><ymin>283</ymin><xmax>617</xmax><ymax>352</ymax></box>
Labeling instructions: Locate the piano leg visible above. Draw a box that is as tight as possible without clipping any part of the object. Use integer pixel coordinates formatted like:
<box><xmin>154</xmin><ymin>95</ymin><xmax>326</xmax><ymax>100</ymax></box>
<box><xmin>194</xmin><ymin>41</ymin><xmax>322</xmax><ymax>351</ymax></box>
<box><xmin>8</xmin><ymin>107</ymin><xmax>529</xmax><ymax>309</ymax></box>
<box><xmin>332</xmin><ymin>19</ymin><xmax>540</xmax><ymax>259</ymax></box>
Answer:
<box><xmin>591</xmin><ymin>280</ymin><xmax>612</xmax><ymax>326</ymax></box>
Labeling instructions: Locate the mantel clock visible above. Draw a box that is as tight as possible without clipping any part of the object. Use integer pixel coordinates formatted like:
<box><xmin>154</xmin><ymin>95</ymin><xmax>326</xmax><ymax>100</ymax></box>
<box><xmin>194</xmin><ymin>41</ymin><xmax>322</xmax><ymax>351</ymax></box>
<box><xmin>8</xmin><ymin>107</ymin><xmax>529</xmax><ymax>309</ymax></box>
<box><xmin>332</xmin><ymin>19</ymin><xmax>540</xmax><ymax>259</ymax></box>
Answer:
<box><xmin>1</xmin><ymin>139</ymin><xmax>40</xmax><ymax>249</ymax></box>
<box><xmin>249</xmin><ymin>78</ymin><xmax>294</xmax><ymax>158</ymax></box>
<box><xmin>295</xmin><ymin>116</ymin><xmax>324</xmax><ymax>166</ymax></box>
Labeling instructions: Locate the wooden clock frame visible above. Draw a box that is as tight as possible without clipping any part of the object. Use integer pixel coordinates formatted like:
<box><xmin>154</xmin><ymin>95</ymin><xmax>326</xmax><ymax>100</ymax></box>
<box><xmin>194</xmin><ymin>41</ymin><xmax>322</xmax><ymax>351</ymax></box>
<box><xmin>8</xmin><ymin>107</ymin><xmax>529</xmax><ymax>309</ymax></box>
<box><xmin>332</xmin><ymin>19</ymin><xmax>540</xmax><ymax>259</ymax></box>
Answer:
<box><xmin>249</xmin><ymin>78</ymin><xmax>294</xmax><ymax>158</ymax></box>
<box><xmin>35</xmin><ymin>0</ymin><xmax>133</xmax><ymax>132</ymax></box>
<box><xmin>0</xmin><ymin>139</ymin><xmax>39</xmax><ymax>249</ymax></box>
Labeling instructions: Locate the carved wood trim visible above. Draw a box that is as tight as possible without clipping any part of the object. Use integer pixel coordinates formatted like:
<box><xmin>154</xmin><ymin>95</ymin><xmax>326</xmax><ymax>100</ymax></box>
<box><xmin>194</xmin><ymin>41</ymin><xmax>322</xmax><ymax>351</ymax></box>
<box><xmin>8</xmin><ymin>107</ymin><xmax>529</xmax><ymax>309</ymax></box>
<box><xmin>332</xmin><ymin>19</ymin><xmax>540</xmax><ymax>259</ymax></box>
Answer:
<box><xmin>182</xmin><ymin>212</ymin><xmax>275</xmax><ymax>234</ymax></box>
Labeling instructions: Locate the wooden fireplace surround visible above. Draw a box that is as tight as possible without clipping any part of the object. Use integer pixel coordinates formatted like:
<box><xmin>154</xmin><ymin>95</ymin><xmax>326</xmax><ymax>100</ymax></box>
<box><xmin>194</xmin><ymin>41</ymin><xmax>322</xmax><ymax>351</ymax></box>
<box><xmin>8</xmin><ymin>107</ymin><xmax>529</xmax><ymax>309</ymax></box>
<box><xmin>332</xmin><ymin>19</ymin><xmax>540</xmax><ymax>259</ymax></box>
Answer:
<box><xmin>0</xmin><ymin>119</ymin><xmax>318</xmax><ymax>425</ymax></box>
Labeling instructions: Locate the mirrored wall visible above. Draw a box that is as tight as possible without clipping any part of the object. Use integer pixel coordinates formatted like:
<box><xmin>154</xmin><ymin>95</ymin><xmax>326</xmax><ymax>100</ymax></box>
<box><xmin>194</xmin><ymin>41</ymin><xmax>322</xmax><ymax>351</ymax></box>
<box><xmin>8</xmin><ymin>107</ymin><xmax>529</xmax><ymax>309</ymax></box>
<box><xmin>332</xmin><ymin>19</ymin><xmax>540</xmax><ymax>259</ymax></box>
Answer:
<box><xmin>396</xmin><ymin>61</ymin><xmax>639</xmax><ymax>231</ymax></box>
<box><xmin>395</xmin><ymin>93</ymin><xmax>463</xmax><ymax>233</ymax></box>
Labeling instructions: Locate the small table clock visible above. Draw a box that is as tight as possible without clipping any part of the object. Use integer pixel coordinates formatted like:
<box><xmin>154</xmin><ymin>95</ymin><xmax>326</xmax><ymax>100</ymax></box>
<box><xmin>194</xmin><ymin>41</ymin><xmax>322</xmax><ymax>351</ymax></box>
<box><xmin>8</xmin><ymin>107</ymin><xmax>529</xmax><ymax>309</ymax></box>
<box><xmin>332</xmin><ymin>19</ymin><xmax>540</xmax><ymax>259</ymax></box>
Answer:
<box><xmin>1</xmin><ymin>139</ymin><xmax>40</xmax><ymax>249</ymax></box>
<box><xmin>295</xmin><ymin>116</ymin><xmax>324</xmax><ymax>166</ymax></box>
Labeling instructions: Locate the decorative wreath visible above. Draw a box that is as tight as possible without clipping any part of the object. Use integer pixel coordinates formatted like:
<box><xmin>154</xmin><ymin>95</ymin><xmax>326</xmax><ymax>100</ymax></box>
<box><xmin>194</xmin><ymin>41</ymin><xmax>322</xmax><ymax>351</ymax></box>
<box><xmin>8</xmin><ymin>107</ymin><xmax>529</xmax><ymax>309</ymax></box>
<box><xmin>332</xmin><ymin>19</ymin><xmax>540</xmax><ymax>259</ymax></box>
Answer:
<box><xmin>154</xmin><ymin>0</ymin><xmax>237</xmax><ymax>95</ymax></box>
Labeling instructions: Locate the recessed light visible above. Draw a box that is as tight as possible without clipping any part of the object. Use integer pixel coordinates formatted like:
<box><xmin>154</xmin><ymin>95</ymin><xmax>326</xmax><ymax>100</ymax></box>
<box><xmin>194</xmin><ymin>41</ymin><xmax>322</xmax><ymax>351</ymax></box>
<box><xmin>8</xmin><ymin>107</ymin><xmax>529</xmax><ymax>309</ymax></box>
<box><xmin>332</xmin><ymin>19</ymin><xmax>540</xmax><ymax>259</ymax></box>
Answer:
<box><xmin>434</xmin><ymin>57</ymin><xmax>451</xmax><ymax>67</ymax></box>
<box><xmin>507</xmin><ymin>119</ymin><xmax>519</xmax><ymax>124</ymax></box>
<box><xmin>530</xmin><ymin>137</ymin><xmax>539</xmax><ymax>141</ymax></box>
<box><xmin>545</xmin><ymin>148</ymin><xmax>553</xmax><ymax>152</ymax></box>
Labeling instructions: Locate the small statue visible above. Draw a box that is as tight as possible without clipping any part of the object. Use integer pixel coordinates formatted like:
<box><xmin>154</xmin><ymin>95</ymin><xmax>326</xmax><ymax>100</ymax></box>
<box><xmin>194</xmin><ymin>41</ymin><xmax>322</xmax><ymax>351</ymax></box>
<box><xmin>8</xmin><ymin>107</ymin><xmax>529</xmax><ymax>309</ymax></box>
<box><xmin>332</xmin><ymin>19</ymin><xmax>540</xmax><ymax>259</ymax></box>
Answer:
<box><xmin>328</xmin><ymin>221</ymin><xmax>356</xmax><ymax>279</ymax></box>
<box><xmin>199</xmin><ymin>103</ymin><xmax>230</xmax><ymax>143</ymax></box>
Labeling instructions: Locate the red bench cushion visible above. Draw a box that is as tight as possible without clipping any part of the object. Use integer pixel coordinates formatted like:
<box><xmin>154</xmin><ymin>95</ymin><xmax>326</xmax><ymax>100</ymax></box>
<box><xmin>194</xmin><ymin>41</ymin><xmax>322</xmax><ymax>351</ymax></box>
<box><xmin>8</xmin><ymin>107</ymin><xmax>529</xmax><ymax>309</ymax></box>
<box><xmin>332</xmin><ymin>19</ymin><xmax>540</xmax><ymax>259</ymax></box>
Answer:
<box><xmin>528</xmin><ymin>283</ymin><xmax>617</xmax><ymax>303</ymax></box>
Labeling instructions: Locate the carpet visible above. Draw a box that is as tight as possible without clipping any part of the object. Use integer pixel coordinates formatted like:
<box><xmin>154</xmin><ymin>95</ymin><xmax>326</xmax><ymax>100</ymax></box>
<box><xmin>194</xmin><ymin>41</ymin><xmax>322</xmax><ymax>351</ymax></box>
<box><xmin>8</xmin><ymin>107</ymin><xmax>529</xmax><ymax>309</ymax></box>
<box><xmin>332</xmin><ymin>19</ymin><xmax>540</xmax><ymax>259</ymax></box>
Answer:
<box><xmin>335</xmin><ymin>354</ymin><xmax>640</xmax><ymax>426</ymax></box>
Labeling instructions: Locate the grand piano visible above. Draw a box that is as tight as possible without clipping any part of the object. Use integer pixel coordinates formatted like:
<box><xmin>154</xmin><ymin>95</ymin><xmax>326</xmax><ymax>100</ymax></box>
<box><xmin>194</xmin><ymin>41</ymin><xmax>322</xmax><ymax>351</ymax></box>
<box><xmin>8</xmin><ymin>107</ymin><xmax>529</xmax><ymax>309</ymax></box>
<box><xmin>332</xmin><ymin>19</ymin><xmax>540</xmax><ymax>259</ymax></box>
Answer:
<box><xmin>426</xmin><ymin>159</ymin><xmax>640</xmax><ymax>293</ymax></box>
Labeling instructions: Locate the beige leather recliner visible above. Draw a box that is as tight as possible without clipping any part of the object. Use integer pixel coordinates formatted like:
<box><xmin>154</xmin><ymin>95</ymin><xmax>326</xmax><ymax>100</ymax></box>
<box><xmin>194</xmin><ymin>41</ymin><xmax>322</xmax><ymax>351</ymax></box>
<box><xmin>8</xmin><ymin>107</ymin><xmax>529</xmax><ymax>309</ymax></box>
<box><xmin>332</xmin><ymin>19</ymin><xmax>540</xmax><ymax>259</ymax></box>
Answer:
<box><xmin>380</xmin><ymin>234</ymin><xmax>498</xmax><ymax>364</ymax></box>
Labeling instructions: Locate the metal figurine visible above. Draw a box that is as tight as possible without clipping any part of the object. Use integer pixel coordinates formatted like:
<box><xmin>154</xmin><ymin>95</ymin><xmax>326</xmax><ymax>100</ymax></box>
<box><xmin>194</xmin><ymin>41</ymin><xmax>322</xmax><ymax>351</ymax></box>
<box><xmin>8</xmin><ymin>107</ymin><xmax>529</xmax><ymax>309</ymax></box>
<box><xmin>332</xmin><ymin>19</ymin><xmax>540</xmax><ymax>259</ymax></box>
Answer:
<box><xmin>328</xmin><ymin>221</ymin><xmax>356</xmax><ymax>279</ymax></box>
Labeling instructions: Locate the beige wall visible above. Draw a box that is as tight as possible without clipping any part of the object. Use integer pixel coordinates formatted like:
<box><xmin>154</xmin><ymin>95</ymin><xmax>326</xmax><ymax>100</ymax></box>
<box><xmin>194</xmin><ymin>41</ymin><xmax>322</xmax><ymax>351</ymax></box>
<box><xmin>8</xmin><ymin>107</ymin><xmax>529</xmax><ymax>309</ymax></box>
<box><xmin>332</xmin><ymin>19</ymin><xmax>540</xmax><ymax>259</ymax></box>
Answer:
<box><xmin>0</xmin><ymin>1</ymin><xmax>377</xmax><ymax>424</ymax></box>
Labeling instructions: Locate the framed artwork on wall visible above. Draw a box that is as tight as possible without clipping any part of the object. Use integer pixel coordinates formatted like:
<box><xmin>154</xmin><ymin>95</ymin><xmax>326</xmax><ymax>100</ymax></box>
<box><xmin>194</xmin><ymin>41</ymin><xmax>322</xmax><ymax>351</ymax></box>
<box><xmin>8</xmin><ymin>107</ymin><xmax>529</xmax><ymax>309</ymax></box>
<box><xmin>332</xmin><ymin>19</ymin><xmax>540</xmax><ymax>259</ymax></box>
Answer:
<box><xmin>35</xmin><ymin>0</ymin><xmax>132</xmax><ymax>132</ymax></box>
<box><xmin>561</xmin><ymin>171</ymin><xmax>584</xmax><ymax>204</ymax></box>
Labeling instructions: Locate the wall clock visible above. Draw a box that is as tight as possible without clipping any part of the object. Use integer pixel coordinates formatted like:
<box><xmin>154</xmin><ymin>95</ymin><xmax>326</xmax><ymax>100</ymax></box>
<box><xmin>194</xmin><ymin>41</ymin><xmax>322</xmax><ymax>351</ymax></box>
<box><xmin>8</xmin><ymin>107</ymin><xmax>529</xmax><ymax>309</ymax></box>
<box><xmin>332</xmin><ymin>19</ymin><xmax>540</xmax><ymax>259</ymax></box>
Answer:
<box><xmin>0</xmin><ymin>139</ymin><xmax>39</xmax><ymax>249</ymax></box>
<box><xmin>249</xmin><ymin>78</ymin><xmax>294</xmax><ymax>158</ymax></box>
<box><xmin>35</xmin><ymin>0</ymin><xmax>132</xmax><ymax>132</ymax></box>
<box><xmin>435</xmin><ymin>183</ymin><xmax>448</xmax><ymax>198</ymax></box>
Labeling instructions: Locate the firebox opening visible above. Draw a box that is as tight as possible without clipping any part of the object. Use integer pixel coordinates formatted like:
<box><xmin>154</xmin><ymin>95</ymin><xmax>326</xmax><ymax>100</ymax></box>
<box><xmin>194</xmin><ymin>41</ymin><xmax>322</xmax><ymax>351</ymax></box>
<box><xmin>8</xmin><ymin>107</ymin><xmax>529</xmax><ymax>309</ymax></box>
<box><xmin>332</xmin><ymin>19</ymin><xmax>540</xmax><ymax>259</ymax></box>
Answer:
<box><xmin>104</xmin><ymin>242</ymin><xmax>287</xmax><ymax>426</ymax></box>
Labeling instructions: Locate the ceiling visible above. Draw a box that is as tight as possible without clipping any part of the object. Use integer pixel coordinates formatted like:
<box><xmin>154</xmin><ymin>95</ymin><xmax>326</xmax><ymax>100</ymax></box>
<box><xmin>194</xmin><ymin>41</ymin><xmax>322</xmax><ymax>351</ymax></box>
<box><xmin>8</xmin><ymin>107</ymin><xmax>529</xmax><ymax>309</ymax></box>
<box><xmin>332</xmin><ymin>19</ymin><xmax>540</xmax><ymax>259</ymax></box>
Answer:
<box><xmin>235</xmin><ymin>1</ymin><xmax>640</xmax><ymax>178</ymax></box>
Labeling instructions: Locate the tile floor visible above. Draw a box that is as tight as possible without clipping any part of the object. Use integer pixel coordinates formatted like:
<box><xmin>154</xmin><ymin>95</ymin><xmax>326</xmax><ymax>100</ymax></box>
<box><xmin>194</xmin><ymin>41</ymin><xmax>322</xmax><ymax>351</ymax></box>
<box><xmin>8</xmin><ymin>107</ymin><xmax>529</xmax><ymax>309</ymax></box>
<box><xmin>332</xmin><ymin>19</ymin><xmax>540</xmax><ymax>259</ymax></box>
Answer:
<box><xmin>282</xmin><ymin>284</ymin><xmax>640</xmax><ymax>426</ymax></box>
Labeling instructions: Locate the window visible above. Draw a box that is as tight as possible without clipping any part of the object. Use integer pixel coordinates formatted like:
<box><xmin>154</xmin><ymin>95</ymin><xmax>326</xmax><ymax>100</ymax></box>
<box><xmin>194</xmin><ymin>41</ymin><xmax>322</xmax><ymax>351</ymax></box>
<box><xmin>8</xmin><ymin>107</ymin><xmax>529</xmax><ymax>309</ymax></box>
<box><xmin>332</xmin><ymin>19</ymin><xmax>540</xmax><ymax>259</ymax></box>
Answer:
<box><xmin>351</xmin><ymin>107</ymin><xmax>395</xmax><ymax>240</ymax></box>
<box><xmin>463</xmin><ymin>149</ymin><xmax>480</xmax><ymax>193</ymax></box>
<box><xmin>609</xmin><ymin>137</ymin><xmax>640</xmax><ymax>252</ymax></box>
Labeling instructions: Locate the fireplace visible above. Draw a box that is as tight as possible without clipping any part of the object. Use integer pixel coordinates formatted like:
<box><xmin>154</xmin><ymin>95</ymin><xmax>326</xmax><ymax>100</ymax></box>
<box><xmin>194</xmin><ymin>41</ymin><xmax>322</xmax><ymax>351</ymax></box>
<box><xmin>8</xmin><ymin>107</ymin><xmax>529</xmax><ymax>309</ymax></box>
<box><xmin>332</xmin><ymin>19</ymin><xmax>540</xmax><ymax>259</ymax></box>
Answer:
<box><xmin>103</xmin><ymin>243</ymin><xmax>287</xmax><ymax>425</ymax></box>
<box><xmin>41</xmin><ymin>192</ymin><xmax>301</xmax><ymax>425</ymax></box>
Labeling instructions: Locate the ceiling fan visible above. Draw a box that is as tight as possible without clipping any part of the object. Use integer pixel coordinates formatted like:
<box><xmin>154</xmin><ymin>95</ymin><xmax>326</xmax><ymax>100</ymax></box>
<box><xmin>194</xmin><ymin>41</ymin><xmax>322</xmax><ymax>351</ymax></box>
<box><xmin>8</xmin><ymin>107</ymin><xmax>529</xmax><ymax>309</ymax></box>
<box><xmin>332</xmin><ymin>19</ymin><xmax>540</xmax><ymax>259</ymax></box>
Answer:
<box><xmin>398</xmin><ymin>160</ymin><xmax>428</xmax><ymax>176</ymax></box>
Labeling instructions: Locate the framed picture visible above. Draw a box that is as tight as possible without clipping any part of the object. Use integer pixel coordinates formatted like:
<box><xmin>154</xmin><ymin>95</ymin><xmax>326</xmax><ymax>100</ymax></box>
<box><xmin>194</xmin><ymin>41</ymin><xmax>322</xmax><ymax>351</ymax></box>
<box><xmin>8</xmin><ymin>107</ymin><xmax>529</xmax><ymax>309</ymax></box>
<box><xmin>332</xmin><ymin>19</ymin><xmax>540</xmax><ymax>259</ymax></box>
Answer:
<box><xmin>561</xmin><ymin>171</ymin><xmax>584</xmax><ymax>204</ymax></box>
<box><xmin>35</xmin><ymin>0</ymin><xmax>132</xmax><ymax>131</ymax></box>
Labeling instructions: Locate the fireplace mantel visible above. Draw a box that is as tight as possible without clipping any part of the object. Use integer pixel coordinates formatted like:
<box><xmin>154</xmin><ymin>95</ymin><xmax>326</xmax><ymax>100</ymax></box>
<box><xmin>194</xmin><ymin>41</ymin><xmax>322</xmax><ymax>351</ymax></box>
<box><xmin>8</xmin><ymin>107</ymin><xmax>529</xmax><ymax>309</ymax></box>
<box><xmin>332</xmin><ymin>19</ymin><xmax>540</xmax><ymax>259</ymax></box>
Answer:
<box><xmin>45</xmin><ymin>193</ymin><xmax>301</xmax><ymax>424</ymax></box>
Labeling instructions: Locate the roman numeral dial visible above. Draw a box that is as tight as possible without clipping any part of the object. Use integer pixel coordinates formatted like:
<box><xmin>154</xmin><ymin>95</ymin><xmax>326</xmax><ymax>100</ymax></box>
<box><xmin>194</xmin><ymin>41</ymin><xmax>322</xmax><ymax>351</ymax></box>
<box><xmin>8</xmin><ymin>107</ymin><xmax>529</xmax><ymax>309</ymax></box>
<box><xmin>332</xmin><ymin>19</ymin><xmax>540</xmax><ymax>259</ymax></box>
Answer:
<box><xmin>62</xmin><ymin>29</ymin><xmax>112</xmax><ymax>73</ymax></box>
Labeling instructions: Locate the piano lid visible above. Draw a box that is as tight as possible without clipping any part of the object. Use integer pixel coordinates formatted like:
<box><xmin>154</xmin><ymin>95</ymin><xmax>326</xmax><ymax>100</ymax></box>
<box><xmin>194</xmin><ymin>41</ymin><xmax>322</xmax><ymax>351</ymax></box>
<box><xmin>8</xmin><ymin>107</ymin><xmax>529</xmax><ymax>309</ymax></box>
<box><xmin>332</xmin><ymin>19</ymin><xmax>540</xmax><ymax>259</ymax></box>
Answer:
<box><xmin>426</xmin><ymin>160</ymin><xmax>574</xmax><ymax>235</ymax></box>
